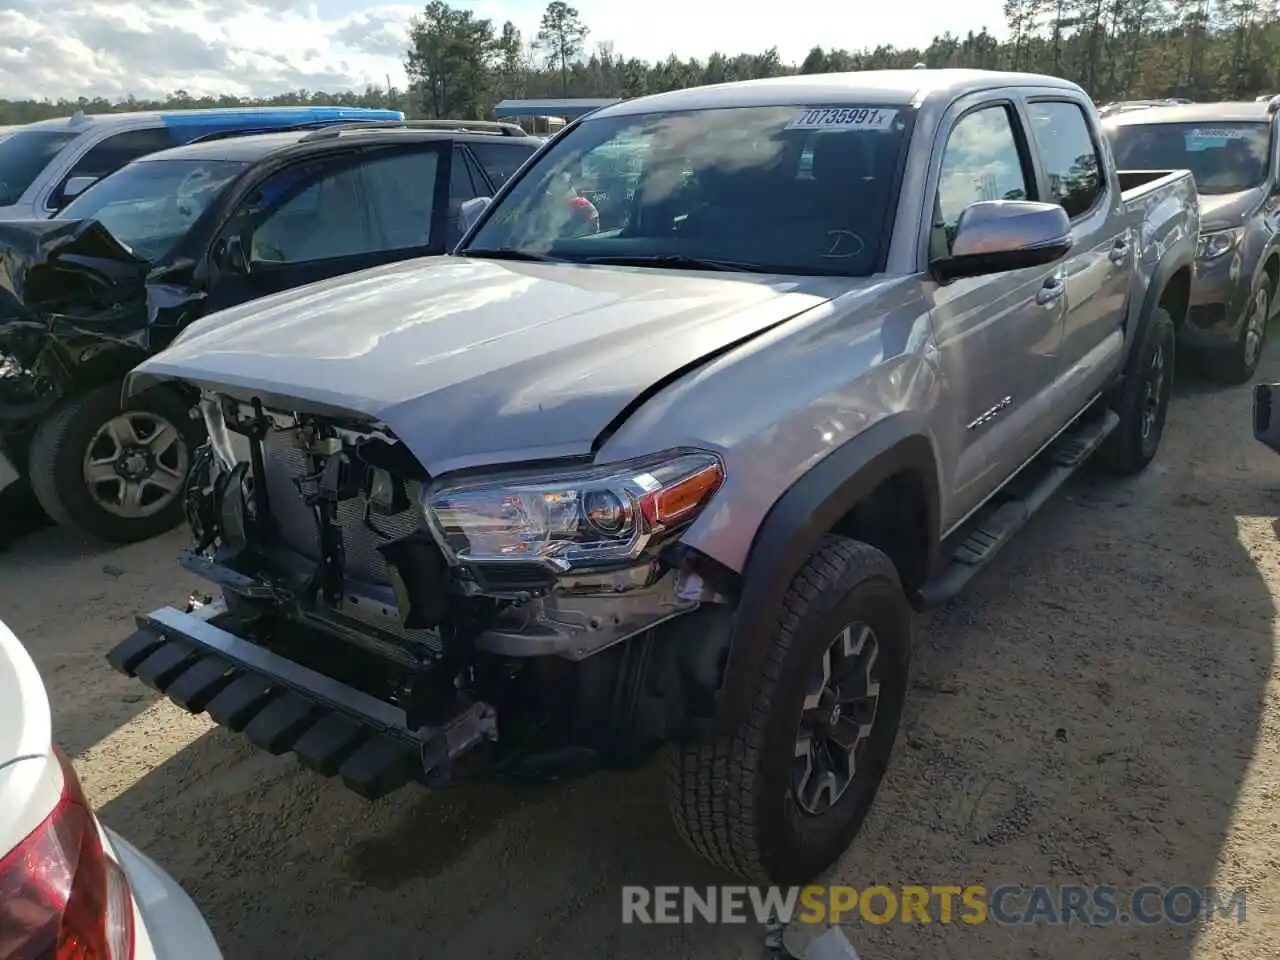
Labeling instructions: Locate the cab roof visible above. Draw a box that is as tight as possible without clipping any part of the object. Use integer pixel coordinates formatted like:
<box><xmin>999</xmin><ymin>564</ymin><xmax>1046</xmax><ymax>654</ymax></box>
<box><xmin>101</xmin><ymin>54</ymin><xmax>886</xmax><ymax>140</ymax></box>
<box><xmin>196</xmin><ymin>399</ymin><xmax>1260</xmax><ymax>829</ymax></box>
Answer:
<box><xmin>1104</xmin><ymin>102</ymin><xmax>1275</xmax><ymax>126</ymax></box>
<box><xmin>594</xmin><ymin>69</ymin><xmax>1085</xmax><ymax>118</ymax></box>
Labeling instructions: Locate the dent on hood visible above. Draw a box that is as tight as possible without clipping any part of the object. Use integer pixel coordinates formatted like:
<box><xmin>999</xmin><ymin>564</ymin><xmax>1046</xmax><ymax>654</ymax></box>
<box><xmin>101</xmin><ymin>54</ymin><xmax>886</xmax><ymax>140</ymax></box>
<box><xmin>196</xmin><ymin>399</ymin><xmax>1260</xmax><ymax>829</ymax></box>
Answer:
<box><xmin>0</xmin><ymin>218</ymin><xmax>204</xmax><ymax>353</ymax></box>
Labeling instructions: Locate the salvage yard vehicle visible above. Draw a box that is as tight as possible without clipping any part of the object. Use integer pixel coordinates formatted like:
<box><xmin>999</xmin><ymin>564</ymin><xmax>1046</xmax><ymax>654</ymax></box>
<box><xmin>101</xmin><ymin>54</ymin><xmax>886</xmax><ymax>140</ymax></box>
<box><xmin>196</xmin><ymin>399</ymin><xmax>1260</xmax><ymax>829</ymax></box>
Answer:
<box><xmin>0</xmin><ymin>120</ymin><xmax>542</xmax><ymax>543</ymax></box>
<box><xmin>1104</xmin><ymin>100</ymin><xmax>1280</xmax><ymax>383</ymax></box>
<box><xmin>107</xmin><ymin>69</ymin><xmax>1197</xmax><ymax>884</ymax></box>
<box><xmin>1</xmin><ymin>616</ymin><xmax>223</xmax><ymax>959</ymax></box>
<box><xmin>0</xmin><ymin>105</ymin><xmax>404</xmax><ymax>220</ymax></box>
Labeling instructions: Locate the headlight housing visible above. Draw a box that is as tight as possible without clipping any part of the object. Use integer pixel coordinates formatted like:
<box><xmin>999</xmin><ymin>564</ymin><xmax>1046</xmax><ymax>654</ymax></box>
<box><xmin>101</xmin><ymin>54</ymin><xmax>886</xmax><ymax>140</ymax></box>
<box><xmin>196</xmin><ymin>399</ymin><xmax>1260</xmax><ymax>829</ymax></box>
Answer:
<box><xmin>1196</xmin><ymin>227</ymin><xmax>1243</xmax><ymax>261</ymax></box>
<box><xmin>424</xmin><ymin>450</ymin><xmax>725</xmax><ymax>573</ymax></box>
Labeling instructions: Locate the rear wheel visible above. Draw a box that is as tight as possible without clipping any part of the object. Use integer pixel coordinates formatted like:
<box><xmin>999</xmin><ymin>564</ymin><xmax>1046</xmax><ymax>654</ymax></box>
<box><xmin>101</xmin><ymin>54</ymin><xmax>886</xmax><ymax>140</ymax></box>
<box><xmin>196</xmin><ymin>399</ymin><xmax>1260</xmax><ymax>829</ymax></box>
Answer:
<box><xmin>28</xmin><ymin>382</ymin><xmax>202</xmax><ymax>543</ymax></box>
<box><xmin>667</xmin><ymin>537</ymin><xmax>911</xmax><ymax>883</ymax></box>
<box><xmin>1096</xmin><ymin>306</ymin><xmax>1175</xmax><ymax>476</ymax></box>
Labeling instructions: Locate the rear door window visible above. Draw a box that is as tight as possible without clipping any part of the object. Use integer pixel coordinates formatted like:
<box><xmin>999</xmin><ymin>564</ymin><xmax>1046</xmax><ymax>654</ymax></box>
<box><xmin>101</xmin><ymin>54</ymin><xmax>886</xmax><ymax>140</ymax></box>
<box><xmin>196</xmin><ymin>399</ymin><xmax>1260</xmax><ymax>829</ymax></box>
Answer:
<box><xmin>1026</xmin><ymin>101</ymin><xmax>1105</xmax><ymax>218</ymax></box>
<box><xmin>359</xmin><ymin>147</ymin><xmax>444</xmax><ymax>252</ymax></box>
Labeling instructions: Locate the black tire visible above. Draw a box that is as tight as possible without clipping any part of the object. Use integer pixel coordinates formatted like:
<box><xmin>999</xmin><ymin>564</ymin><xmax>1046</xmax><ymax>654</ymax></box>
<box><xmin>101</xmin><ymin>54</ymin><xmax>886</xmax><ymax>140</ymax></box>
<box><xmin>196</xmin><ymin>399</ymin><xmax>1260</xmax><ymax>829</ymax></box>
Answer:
<box><xmin>28</xmin><ymin>381</ymin><xmax>203</xmax><ymax>543</ymax></box>
<box><xmin>1205</xmin><ymin>281</ymin><xmax>1270</xmax><ymax>386</ymax></box>
<box><xmin>1095</xmin><ymin>306</ymin><xmax>1175</xmax><ymax>476</ymax></box>
<box><xmin>667</xmin><ymin>536</ymin><xmax>911</xmax><ymax>883</ymax></box>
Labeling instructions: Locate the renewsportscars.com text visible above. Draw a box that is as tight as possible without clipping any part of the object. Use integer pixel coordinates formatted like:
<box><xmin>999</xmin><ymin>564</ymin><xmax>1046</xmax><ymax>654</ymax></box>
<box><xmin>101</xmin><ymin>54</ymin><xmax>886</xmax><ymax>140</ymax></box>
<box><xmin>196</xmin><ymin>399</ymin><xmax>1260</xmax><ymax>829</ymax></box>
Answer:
<box><xmin>621</xmin><ymin>884</ymin><xmax>1247</xmax><ymax>926</ymax></box>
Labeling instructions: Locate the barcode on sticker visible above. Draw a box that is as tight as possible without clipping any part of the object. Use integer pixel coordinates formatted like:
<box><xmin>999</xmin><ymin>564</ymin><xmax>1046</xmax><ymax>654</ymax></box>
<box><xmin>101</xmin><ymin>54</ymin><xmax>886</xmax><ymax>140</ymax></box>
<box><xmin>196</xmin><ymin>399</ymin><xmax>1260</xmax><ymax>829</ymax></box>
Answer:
<box><xmin>785</xmin><ymin>107</ymin><xmax>898</xmax><ymax>131</ymax></box>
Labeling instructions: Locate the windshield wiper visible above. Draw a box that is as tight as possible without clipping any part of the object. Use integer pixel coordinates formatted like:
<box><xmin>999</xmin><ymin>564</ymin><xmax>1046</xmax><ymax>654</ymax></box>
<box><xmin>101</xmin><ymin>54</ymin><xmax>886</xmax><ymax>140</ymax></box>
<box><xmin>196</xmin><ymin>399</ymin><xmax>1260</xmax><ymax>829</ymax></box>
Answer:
<box><xmin>461</xmin><ymin>248</ymin><xmax>564</xmax><ymax>263</ymax></box>
<box><xmin>580</xmin><ymin>254</ymin><xmax>759</xmax><ymax>272</ymax></box>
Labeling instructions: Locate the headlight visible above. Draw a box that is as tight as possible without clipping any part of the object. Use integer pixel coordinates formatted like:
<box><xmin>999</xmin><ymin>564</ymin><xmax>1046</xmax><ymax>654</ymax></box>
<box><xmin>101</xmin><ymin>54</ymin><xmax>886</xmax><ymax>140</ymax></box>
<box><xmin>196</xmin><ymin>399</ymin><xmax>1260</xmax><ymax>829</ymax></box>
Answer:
<box><xmin>424</xmin><ymin>450</ymin><xmax>725</xmax><ymax>572</ymax></box>
<box><xmin>1196</xmin><ymin>227</ymin><xmax>1243</xmax><ymax>261</ymax></box>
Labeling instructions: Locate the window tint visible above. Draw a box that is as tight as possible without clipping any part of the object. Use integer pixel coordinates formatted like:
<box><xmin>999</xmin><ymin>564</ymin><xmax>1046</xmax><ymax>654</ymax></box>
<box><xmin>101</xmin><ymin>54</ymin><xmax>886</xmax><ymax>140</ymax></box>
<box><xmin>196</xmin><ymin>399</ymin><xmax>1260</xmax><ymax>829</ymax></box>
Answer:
<box><xmin>54</xmin><ymin>128</ymin><xmax>179</xmax><ymax>206</ymax></box>
<box><xmin>0</xmin><ymin>130</ymin><xmax>80</xmax><ymax>205</ymax></box>
<box><xmin>1027</xmin><ymin>101</ymin><xmax>1103</xmax><ymax>217</ymax></box>
<box><xmin>361</xmin><ymin>149</ymin><xmax>441</xmax><ymax>251</ymax></box>
<box><xmin>936</xmin><ymin>105</ymin><xmax>1030</xmax><ymax>252</ymax></box>
<box><xmin>468</xmin><ymin>141</ymin><xmax>536</xmax><ymax>189</ymax></box>
<box><xmin>249</xmin><ymin>161</ymin><xmax>374</xmax><ymax>263</ymax></box>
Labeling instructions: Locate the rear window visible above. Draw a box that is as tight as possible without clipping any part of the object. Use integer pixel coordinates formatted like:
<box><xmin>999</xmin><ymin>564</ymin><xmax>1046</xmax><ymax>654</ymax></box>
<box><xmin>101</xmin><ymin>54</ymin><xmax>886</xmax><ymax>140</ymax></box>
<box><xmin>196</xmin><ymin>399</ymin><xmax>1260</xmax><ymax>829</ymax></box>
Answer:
<box><xmin>1107</xmin><ymin>121</ymin><xmax>1272</xmax><ymax>194</ymax></box>
<box><xmin>0</xmin><ymin>130</ymin><xmax>81</xmax><ymax>206</ymax></box>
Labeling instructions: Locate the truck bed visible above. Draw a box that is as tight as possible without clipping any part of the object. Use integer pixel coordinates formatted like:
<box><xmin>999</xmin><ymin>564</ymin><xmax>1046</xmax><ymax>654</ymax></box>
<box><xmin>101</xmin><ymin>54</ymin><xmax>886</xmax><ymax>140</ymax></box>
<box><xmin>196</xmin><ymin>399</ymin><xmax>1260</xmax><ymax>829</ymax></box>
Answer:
<box><xmin>1117</xmin><ymin>168</ymin><xmax>1189</xmax><ymax>202</ymax></box>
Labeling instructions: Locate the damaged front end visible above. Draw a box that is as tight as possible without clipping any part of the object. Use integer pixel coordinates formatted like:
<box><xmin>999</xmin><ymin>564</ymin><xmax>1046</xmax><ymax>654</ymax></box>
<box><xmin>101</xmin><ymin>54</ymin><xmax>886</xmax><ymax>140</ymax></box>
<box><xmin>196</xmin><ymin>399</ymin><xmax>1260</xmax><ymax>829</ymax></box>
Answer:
<box><xmin>108</xmin><ymin>391</ymin><xmax>737</xmax><ymax>797</ymax></box>
<box><xmin>0</xmin><ymin>218</ymin><xmax>204</xmax><ymax>471</ymax></box>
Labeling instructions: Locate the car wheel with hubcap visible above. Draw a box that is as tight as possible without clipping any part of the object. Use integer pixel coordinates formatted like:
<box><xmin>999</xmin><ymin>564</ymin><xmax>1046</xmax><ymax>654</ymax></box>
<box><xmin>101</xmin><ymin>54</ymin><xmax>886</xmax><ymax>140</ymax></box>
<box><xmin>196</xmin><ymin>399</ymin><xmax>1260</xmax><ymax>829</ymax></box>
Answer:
<box><xmin>28</xmin><ymin>381</ymin><xmax>203</xmax><ymax>543</ymax></box>
<box><xmin>1207</xmin><ymin>282</ymin><xmax>1270</xmax><ymax>385</ymax></box>
<box><xmin>1096</xmin><ymin>305</ymin><xmax>1175</xmax><ymax>476</ymax></box>
<box><xmin>667</xmin><ymin>536</ymin><xmax>910</xmax><ymax>884</ymax></box>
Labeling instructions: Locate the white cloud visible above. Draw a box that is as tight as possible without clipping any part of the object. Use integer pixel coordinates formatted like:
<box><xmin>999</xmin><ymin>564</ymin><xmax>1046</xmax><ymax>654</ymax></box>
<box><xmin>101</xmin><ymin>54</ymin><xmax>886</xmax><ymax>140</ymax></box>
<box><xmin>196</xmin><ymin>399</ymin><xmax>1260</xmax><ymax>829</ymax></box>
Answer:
<box><xmin>0</xmin><ymin>0</ymin><xmax>1010</xmax><ymax>102</ymax></box>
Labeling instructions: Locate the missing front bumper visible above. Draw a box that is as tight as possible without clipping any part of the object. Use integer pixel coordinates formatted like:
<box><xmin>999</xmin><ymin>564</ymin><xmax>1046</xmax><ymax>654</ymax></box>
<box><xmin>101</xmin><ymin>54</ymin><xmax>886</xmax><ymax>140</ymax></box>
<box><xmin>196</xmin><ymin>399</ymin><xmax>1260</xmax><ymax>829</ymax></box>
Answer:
<box><xmin>105</xmin><ymin>601</ymin><xmax>497</xmax><ymax>799</ymax></box>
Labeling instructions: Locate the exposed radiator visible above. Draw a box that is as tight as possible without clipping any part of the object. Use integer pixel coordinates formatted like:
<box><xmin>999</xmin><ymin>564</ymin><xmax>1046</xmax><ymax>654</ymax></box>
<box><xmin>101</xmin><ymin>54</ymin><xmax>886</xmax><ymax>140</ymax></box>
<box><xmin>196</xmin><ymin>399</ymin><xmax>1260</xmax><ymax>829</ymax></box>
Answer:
<box><xmin>258</xmin><ymin>432</ymin><xmax>441</xmax><ymax>652</ymax></box>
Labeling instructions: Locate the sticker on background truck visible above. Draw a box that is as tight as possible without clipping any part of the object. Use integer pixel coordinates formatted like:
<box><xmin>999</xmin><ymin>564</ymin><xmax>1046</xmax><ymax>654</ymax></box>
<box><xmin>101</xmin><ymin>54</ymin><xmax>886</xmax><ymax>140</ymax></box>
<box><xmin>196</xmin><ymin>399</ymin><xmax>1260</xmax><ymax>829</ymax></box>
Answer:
<box><xmin>785</xmin><ymin>108</ymin><xmax>898</xmax><ymax>131</ymax></box>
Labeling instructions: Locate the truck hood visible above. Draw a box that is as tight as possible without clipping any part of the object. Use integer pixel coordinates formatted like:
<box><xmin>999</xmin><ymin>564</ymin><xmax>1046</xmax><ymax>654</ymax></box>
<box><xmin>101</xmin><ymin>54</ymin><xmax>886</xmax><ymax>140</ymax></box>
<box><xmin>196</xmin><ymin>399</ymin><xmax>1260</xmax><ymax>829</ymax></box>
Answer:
<box><xmin>1198</xmin><ymin>187</ymin><xmax>1264</xmax><ymax>232</ymax></box>
<box><xmin>130</xmin><ymin>256</ymin><xmax>837</xmax><ymax>474</ymax></box>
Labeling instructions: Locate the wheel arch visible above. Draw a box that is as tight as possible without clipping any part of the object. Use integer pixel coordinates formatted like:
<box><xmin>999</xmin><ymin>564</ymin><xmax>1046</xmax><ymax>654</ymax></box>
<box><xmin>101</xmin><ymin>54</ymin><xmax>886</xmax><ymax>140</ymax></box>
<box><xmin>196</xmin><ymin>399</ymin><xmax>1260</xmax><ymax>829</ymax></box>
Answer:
<box><xmin>711</xmin><ymin>413</ymin><xmax>941</xmax><ymax>734</ymax></box>
<box><xmin>1128</xmin><ymin>255</ymin><xmax>1191</xmax><ymax>378</ymax></box>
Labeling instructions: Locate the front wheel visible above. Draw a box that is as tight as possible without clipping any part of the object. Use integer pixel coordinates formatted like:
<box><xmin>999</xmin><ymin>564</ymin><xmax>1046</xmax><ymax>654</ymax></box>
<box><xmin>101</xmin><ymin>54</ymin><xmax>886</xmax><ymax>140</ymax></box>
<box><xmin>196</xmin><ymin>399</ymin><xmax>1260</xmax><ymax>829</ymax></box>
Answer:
<box><xmin>1206</xmin><ymin>282</ymin><xmax>1270</xmax><ymax>386</ymax></box>
<box><xmin>667</xmin><ymin>537</ymin><xmax>911</xmax><ymax>883</ymax></box>
<box><xmin>28</xmin><ymin>382</ymin><xmax>202</xmax><ymax>543</ymax></box>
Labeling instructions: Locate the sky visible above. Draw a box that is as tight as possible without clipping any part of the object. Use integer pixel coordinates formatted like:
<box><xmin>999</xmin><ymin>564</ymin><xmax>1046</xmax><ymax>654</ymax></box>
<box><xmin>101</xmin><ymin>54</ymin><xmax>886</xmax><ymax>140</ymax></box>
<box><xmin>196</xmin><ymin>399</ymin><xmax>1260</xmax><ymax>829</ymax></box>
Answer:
<box><xmin>0</xmin><ymin>0</ymin><xmax>1010</xmax><ymax>102</ymax></box>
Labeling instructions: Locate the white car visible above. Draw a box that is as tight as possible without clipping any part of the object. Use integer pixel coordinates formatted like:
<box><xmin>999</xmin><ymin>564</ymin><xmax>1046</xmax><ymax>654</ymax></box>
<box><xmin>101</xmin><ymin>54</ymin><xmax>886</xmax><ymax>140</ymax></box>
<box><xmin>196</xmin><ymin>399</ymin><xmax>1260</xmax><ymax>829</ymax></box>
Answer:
<box><xmin>0</xmin><ymin>617</ymin><xmax>222</xmax><ymax>960</ymax></box>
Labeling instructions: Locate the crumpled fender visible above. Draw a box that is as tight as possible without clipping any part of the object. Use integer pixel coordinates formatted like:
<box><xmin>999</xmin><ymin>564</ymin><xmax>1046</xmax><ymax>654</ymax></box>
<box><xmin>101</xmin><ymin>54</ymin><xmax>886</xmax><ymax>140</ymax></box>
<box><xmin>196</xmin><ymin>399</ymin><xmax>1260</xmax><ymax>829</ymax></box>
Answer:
<box><xmin>0</xmin><ymin>218</ymin><xmax>204</xmax><ymax>352</ymax></box>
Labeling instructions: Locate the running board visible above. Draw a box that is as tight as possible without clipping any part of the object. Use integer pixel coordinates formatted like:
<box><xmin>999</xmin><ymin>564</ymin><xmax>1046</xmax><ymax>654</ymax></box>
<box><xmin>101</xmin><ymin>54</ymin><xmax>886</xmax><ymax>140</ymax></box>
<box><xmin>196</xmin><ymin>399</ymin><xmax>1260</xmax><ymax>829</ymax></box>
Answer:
<box><xmin>917</xmin><ymin>410</ymin><xmax>1119</xmax><ymax>607</ymax></box>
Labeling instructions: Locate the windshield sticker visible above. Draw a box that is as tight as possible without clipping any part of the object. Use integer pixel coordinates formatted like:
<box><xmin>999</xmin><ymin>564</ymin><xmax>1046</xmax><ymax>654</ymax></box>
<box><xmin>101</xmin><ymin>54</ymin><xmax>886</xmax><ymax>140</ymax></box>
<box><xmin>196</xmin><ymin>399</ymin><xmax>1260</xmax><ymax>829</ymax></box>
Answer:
<box><xmin>1185</xmin><ymin>127</ymin><xmax>1246</xmax><ymax>151</ymax></box>
<box><xmin>785</xmin><ymin>107</ymin><xmax>898</xmax><ymax>132</ymax></box>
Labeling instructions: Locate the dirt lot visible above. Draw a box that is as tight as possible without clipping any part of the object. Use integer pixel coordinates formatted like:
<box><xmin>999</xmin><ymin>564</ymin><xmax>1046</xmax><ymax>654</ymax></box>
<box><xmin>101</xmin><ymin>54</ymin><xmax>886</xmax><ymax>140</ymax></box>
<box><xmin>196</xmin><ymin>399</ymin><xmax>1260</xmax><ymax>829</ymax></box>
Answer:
<box><xmin>4</xmin><ymin>348</ymin><xmax>1280</xmax><ymax>960</ymax></box>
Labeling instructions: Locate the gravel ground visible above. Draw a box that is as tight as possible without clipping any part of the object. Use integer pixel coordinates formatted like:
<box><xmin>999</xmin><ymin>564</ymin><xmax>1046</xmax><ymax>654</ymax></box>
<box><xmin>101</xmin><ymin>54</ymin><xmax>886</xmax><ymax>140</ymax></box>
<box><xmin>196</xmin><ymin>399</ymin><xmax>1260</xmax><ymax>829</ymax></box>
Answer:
<box><xmin>3</xmin><ymin>347</ymin><xmax>1279</xmax><ymax>960</ymax></box>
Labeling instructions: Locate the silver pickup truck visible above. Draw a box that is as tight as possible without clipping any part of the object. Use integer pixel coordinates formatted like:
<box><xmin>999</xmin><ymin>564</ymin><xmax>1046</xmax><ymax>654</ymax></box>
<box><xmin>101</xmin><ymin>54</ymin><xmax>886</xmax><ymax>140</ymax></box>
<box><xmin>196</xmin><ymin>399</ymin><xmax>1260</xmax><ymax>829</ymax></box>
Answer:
<box><xmin>106</xmin><ymin>69</ymin><xmax>1198</xmax><ymax>884</ymax></box>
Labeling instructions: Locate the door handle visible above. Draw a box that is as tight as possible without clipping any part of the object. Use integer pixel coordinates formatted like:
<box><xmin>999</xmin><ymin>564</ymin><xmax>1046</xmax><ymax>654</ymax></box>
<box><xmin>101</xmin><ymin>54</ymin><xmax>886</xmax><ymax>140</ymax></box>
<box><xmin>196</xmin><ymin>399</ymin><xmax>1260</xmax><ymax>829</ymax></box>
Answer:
<box><xmin>1109</xmin><ymin>241</ymin><xmax>1129</xmax><ymax>264</ymax></box>
<box><xmin>1035</xmin><ymin>278</ymin><xmax>1066</xmax><ymax>305</ymax></box>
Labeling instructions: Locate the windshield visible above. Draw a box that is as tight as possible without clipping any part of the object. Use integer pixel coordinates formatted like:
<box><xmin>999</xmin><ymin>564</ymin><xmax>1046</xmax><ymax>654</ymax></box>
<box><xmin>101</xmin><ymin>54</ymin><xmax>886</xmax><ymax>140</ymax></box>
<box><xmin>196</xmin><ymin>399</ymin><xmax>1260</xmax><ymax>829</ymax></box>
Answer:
<box><xmin>60</xmin><ymin>158</ymin><xmax>248</xmax><ymax>261</ymax></box>
<box><xmin>463</xmin><ymin>104</ymin><xmax>911</xmax><ymax>276</ymax></box>
<box><xmin>0</xmin><ymin>129</ymin><xmax>81</xmax><ymax>206</ymax></box>
<box><xmin>1108</xmin><ymin>121</ymin><xmax>1272</xmax><ymax>194</ymax></box>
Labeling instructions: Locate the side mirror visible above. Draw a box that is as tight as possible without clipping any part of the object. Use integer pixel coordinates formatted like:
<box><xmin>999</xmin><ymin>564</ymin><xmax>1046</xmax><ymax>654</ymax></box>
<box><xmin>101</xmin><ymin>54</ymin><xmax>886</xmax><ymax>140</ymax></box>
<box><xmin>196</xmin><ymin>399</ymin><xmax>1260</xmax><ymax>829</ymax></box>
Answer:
<box><xmin>931</xmin><ymin>200</ymin><xmax>1073</xmax><ymax>283</ymax></box>
<box><xmin>459</xmin><ymin>196</ymin><xmax>492</xmax><ymax>237</ymax></box>
<box><xmin>59</xmin><ymin>175</ymin><xmax>99</xmax><ymax>206</ymax></box>
<box><xmin>219</xmin><ymin>234</ymin><xmax>251</xmax><ymax>275</ymax></box>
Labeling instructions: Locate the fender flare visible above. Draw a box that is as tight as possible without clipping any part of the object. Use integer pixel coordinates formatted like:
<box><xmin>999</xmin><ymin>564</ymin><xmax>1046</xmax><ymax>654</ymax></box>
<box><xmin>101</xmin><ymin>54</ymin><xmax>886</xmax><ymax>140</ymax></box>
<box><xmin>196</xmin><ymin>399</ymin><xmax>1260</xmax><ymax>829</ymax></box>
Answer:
<box><xmin>712</xmin><ymin>413</ymin><xmax>941</xmax><ymax>733</ymax></box>
<box><xmin>1125</xmin><ymin>250</ymin><xmax>1193</xmax><ymax>377</ymax></box>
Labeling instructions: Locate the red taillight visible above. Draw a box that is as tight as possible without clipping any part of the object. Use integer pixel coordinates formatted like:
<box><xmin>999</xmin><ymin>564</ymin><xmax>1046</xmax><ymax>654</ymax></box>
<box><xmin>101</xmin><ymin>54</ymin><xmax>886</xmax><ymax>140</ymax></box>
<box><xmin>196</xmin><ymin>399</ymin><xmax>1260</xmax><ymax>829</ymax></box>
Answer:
<box><xmin>0</xmin><ymin>747</ymin><xmax>134</xmax><ymax>960</ymax></box>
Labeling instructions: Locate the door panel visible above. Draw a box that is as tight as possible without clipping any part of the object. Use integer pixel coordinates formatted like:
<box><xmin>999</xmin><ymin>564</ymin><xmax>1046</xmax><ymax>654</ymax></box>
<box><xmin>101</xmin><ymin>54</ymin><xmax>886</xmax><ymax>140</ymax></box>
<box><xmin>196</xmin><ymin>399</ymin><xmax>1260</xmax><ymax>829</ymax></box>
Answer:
<box><xmin>1025</xmin><ymin>99</ymin><xmax>1130</xmax><ymax>419</ymax></box>
<box><xmin>927</xmin><ymin>102</ymin><xmax>1068</xmax><ymax>529</ymax></box>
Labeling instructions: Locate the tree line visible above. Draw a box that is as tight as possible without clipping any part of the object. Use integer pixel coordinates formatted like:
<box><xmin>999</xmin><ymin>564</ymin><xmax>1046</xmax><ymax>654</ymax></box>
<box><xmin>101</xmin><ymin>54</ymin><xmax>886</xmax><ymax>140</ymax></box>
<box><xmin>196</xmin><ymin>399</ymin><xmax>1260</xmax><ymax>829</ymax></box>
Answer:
<box><xmin>0</xmin><ymin>0</ymin><xmax>1277</xmax><ymax>126</ymax></box>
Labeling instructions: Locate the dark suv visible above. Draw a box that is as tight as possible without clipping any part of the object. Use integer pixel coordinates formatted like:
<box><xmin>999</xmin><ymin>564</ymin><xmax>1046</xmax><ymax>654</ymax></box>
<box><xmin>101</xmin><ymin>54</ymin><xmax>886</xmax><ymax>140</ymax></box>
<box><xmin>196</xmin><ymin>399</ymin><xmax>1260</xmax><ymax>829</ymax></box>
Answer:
<box><xmin>0</xmin><ymin>121</ymin><xmax>542</xmax><ymax>544</ymax></box>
